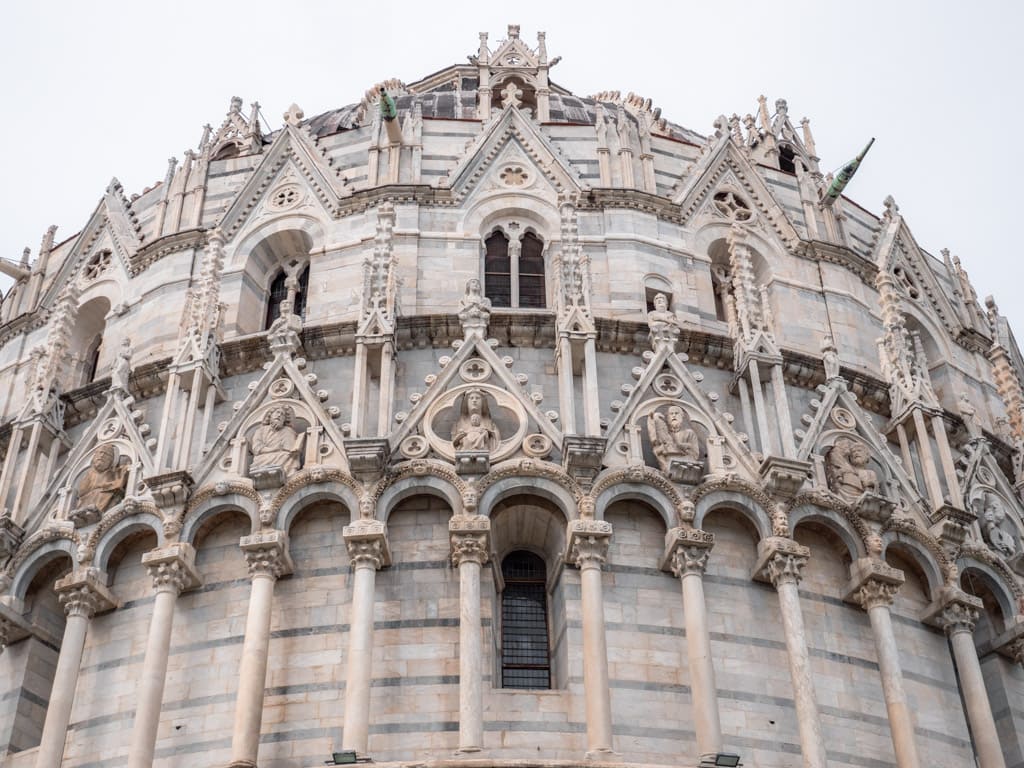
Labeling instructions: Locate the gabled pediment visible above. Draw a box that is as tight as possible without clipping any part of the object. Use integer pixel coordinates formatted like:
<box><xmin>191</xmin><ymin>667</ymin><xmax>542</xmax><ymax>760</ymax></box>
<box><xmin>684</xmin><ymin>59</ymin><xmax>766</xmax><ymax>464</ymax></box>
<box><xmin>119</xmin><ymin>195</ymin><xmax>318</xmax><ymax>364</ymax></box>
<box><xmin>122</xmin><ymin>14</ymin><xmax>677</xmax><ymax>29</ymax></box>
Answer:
<box><xmin>672</xmin><ymin>134</ymin><xmax>802</xmax><ymax>250</ymax></box>
<box><xmin>22</xmin><ymin>392</ymin><xmax>156</xmax><ymax>535</ymax></box>
<box><xmin>443</xmin><ymin>106</ymin><xmax>586</xmax><ymax>200</ymax></box>
<box><xmin>601</xmin><ymin>345</ymin><xmax>760</xmax><ymax>481</ymax></box>
<box><xmin>217</xmin><ymin>123</ymin><xmax>349</xmax><ymax>240</ymax></box>
<box><xmin>40</xmin><ymin>179</ymin><xmax>142</xmax><ymax>306</ymax></box>
<box><xmin>795</xmin><ymin>378</ymin><xmax>925</xmax><ymax>515</ymax></box>
<box><xmin>387</xmin><ymin>334</ymin><xmax>562</xmax><ymax>465</ymax></box>
<box><xmin>193</xmin><ymin>350</ymin><xmax>349</xmax><ymax>487</ymax></box>
<box><xmin>872</xmin><ymin>204</ymin><xmax>965</xmax><ymax>343</ymax></box>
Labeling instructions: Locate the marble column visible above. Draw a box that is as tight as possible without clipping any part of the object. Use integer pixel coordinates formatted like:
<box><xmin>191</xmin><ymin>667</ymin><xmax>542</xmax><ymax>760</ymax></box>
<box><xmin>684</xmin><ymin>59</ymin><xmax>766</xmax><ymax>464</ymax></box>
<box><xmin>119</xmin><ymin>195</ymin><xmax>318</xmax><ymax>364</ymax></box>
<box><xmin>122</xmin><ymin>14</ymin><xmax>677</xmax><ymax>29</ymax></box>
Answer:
<box><xmin>662</xmin><ymin>528</ymin><xmax>722</xmax><ymax>757</ymax></box>
<box><xmin>228</xmin><ymin>530</ymin><xmax>293</xmax><ymax>768</ymax></box>
<box><xmin>566</xmin><ymin>519</ymin><xmax>615</xmax><ymax>757</ymax></box>
<box><xmin>127</xmin><ymin>544</ymin><xmax>201</xmax><ymax>768</ymax></box>
<box><xmin>449</xmin><ymin>515</ymin><xmax>491</xmax><ymax>753</ymax></box>
<box><xmin>754</xmin><ymin>537</ymin><xmax>827</xmax><ymax>768</ymax></box>
<box><xmin>36</xmin><ymin>569</ymin><xmax>117</xmax><ymax>768</ymax></box>
<box><xmin>933</xmin><ymin>594</ymin><xmax>1006</xmax><ymax>768</ymax></box>
<box><xmin>341</xmin><ymin>520</ymin><xmax>391</xmax><ymax>756</ymax></box>
<box><xmin>848</xmin><ymin>559</ymin><xmax>920</xmax><ymax>768</ymax></box>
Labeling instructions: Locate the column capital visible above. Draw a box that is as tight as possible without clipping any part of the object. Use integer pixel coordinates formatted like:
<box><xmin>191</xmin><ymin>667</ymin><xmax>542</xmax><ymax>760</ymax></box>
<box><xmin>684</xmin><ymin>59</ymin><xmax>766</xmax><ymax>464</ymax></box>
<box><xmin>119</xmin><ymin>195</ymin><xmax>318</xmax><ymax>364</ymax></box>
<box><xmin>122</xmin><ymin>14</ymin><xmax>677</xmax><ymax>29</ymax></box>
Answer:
<box><xmin>752</xmin><ymin>536</ymin><xmax>810</xmax><ymax>588</ymax></box>
<box><xmin>565</xmin><ymin>519</ymin><xmax>613</xmax><ymax>569</ymax></box>
<box><xmin>343</xmin><ymin>520</ymin><xmax>392</xmax><ymax>570</ymax></box>
<box><xmin>449</xmin><ymin>515</ymin><xmax>491</xmax><ymax>567</ymax></box>
<box><xmin>923</xmin><ymin>587</ymin><xmax>984</xmax><ymax>635</ymax></box>
<box><xmin>987</xmin><ymin>620</ymin><xmax>1024</xmax><ymax>665</ymax></box>
<box><xmin>239</xmin><ymin>530</ymin><xmax>293</xmax><ymax>580</ymax></box>
<box><xmin>844</xmin><ymin>557</ymin><xmax>905</xmax><ymax>610</ymax></box>
<box><xmin>55</xmin><ymin>568</ymin><xmax>118</xmax><ymax>619</ymax></box>
<box><xmin>660</xmin><ymin>527</ymin><xmax>714</xmax><ymax>577</ymax></box>
<box><xmin>141</xmin><ymin>542</ymin><xmax>202</xmax><ymax>595</ymax></box>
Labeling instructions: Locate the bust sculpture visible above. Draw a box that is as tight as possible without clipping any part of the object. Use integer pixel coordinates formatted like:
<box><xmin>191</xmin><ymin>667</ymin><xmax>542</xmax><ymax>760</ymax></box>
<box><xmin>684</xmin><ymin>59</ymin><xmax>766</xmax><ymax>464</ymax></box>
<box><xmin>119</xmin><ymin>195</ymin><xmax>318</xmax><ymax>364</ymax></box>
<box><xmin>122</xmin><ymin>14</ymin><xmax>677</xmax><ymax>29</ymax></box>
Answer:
<box><xmin>76</xmin><ymin>443</ymin><xmax>129</xmax><ymax>513</ymax></box>
<box><xmin>825</xmin><ymin>437</ymin><xmax>878</xmax><ymax>500</ymax></box>
<box><xmin>647</xmin><ymin>404</ymin><xmax>700</xmax><ymax>471</ymax></box>
<box><xmin>250</xmin><ymin>404</ymin><xmax>304</xmax><ymax>476</ymax></box>
<box><xmin>981</xmin><ymin>491</ymin><xmax>1017</xmax><ymax>558</ymax></box>
<box><xmin>452</xmin><ymin>388</ymin><xmax>500</xmax><ymax>452</ymax></box>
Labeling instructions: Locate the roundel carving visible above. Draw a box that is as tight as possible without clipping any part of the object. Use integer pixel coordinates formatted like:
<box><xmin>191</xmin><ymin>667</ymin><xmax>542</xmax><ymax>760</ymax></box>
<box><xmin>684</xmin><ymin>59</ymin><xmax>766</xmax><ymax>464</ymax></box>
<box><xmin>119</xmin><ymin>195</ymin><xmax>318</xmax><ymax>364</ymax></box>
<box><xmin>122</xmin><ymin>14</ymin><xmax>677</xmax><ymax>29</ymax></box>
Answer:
<box><xmin>423</xmin><ymin>383</ymin><xmax>528</xmax><ymax>463</ymax></box>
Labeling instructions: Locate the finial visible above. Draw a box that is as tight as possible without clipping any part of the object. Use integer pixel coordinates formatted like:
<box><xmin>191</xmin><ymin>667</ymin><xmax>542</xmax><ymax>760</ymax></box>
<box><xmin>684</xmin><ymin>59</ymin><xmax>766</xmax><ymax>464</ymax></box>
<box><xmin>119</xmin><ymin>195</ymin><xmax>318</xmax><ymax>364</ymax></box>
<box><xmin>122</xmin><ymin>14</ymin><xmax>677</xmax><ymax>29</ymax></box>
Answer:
<box><xmin>537</xmin><ymin>31</ymin><xmax>547</xmax><ymax>63</ymax></box>
<box><xmin>775</xmin><ymin>98</ymin><xmax>788</xmax><ymax>117</ymax></box>
<box><xmin>229</xmin><ymin>96</ymin><xmax>243</xmax><ymax>113</ymax></box>
<box><xmin>283</xmin><ymin>103</ymin><xmax>304</xmax><ymax>126</ymax></box>
<box><xmin>800</xmin><ymin>117</ymin><xmax>817</xmax><ymax>158</ymax></box>
<box><xmin>508</xmin><ymin>23</ymin><xmax>520</xmax><ymax>39</ymax></box>
<box><xmin>20</xmin><ymin>247</ymin><xmax>30</xmax><ymax>266</ymax></box>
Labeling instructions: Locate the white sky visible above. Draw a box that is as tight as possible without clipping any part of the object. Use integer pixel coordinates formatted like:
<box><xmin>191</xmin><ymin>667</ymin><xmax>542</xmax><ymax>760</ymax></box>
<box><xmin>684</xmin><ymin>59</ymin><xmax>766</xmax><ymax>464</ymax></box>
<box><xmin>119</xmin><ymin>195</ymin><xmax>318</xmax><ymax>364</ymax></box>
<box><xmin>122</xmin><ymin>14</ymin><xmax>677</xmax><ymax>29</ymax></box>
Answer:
<box><xmin>2</xmin><ymin>1</ymin><xmax>1022</xmax><ymax>335</ymax></box>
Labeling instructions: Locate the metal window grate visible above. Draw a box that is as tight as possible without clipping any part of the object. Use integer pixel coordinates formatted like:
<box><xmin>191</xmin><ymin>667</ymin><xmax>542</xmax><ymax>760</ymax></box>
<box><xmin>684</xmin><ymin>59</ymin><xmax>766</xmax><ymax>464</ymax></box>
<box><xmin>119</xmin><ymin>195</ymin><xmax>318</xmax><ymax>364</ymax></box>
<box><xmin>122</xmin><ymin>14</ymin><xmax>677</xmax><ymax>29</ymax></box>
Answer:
<box><xmin>501</xmin><ymin>551</ymin><xmax>550</xmax><ymax>689</ymax></box>
<box><xmin>518</xmin><ymin>232</ymin><xmax>546</xmax><ymax>308</ymax></box>
<box><xmin>485</xmin><ymin>232</ymin><xmax>512</xmax><ymax>308</ymax></box>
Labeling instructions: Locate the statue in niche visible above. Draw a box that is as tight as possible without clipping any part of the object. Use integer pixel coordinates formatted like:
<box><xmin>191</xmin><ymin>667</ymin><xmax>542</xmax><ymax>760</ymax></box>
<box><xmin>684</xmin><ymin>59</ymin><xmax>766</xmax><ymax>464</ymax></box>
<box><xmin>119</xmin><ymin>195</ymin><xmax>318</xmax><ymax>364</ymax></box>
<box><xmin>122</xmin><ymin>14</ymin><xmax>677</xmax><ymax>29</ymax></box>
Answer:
<box><xmin>647</xmin><ymin>404</ymin><xmax>700</xmax><ymax>471</ymax></box>
<box><xmin>110</xmin><ymin>338</ymin><xmax>132</xmax><ymax>392</ymax></box>
<box><xmin>821</xmin><ymin>336</ymin><xmax>841</xmax><ymax>381</ymax></box>
<box><xmin>76</xmin><ymin>443</ymin><xmax>130</xmax><ymax>513</ymax></box>
<box><xmin>250</xmin><ymin>404</ymin><xmax>304</xmax><ymax>476</ymax></box>
<box><xmin>980</xmin><ymin>491</ymin><xmax>1017</xmax><ymax>558</ymax></box>
<box><xmin>458</xmin><ymin>278</ymin><xmax>491</xmax><ymax>336</ymax></box>
<box><xmin>451</xmin><ymin>388</ymin><xmax>500</xmax><ymax>452</ymax></box>
<box><xmin>825</xmin><ymin>436</ymin><xmax>879</xmax><ymax>500</ymax></box>
<box><xmin>647</xmin><ymin>292</ymin><xmax>681</xmax><ymax>348</ymax></box>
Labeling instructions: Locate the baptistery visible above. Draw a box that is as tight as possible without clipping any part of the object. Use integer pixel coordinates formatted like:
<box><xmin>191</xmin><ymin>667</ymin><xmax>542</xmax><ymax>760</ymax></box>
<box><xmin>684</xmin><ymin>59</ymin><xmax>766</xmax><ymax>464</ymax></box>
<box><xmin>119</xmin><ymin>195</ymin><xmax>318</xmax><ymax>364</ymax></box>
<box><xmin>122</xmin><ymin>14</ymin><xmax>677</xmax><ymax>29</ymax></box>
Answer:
<box><xmin>2</xmin><ymin>24</ymin><xmax>1024</xmax><ymax>768</ymax></box>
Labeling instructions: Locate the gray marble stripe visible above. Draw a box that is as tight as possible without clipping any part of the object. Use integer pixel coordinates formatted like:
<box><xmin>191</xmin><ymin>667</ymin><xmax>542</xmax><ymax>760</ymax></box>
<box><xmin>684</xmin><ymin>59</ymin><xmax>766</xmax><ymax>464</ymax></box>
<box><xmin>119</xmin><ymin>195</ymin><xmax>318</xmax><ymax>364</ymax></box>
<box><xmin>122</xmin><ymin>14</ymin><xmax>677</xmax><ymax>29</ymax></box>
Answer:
<box><xmin>485</xmin><ymin>720</ymin><xmax>586</xmax><ymax>733</ymax></box>
<box><xmin>68</xmin><ymin>708</ymin><xmax>133</xmax><ymax>731</ymax></box>
<box><xmin>0</xmin><ymin>686</ymin><xmax>48</xmax><ymax>708</ymax></box>
<box><xmin>605</xmin><ymin>620</ymin><xmax>683</xmax><ymax>637</ymax></box>
<box><xmin>370</xmin><ymin>720</ymin><xmax>459</xmax><ymax>734</ymax></box>
<box><xmin>387</xmin><ymin>559</ymin><xmax>450</xmax><ymax>571</ymax></box>
<box><xmin>903</xmin><ymin>669</ymin><xmax>958</xmax><ymax>693</ymax></box>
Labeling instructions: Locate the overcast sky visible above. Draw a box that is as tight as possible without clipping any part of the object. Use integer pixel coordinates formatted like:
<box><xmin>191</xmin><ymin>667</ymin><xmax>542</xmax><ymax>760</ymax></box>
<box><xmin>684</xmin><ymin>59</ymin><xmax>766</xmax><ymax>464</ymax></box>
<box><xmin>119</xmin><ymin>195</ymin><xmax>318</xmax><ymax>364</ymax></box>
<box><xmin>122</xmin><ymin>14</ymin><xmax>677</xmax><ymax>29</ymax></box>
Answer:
<box><xmin>2</xmin><ymin>1</ymin><xmax>1022</xmax><ymax>336</ymax></box>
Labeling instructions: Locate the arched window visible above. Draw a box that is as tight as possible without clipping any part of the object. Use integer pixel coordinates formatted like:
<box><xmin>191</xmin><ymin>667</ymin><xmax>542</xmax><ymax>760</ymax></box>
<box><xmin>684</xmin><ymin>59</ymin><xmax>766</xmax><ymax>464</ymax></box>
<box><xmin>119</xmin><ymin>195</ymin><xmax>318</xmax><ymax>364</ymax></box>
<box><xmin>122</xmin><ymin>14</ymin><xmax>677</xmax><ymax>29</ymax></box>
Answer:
<box><xmin>778</xmin><ymin>144</ymin><xmax>797</xmax><ymax>174</ymax></box>
<box><xmin>483</xmin><ymin>227</ymin><xmax>546</xmax><ymax>309</ymax></box>
<box><xmin>84</xmin><ymin>334</ymin><xmax>103</xmax><ymax>383</ymax></box>
<box><xmin>500</xmin><ymin>550</ymin><xmax>550</xmax><ymax>689</ymax></box>
<box><xmin>484</xmin><ymin>232</ymin><xmax>512</xmax><ymax>308</ymax></box>
<box><xmin>264</xmin><ymin>265</ymin><xmax>309</xmax><ymax>330</ymax></box>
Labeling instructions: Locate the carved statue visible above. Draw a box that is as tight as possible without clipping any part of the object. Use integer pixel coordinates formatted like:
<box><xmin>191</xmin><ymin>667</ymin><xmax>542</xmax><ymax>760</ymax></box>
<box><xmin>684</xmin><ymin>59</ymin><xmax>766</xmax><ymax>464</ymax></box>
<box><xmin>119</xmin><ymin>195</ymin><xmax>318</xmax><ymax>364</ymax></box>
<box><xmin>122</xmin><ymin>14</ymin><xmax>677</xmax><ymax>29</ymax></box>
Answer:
<box><xmin>825</xmin><ymin>437</ymin><xmax>878</xmax><ymax>500</ymax></box>
<box><xmin>250</xmin><ymin>405</ymin><xmax>303</xmax><ymax>475</ymax></box>
<box><xmin>452</xmin><ymin>388</ymin><xmax>500</xmax><ymax>452</ymax></box>
<box><xmin>647</xmin><ymin>404</ymin><xmax>700</xmax><ymax>471</ymax></box>
<box><xmin>647</xmin><ymin>292</ymin><xmax>681</xmax><ymax>348</ymax></box>
<box><xmin>76</xmin><ymin>443</ymin><xmax>130</xmax><ymax>513</ymax></box>
<box><xmin>821</xmin><ymin>335</ymin><xmax>840</xmax><ymax>381</ymax></box>
<box><xmin>111</xmin><ymin>338</ymin><xmax>132</xmax><ymax>392</ymax></box>
<box><xmin>458</xmin><ymin>278</ymin><xmax>492</xmax><ymax>337</ymax></box>
<box><xmin>980</xmin><ymin>491</ymin><xmax>1017</xmax><ymax>558</ymax></box>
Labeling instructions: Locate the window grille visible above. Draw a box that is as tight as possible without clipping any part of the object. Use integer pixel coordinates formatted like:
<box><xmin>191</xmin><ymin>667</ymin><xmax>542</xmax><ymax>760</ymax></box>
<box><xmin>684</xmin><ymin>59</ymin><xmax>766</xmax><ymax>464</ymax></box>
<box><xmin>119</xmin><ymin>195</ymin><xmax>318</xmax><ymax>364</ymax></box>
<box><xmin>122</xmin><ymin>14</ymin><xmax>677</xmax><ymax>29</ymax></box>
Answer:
<box><xmin>501</xmin><ymin>550</ymin><xmax>550</xmax><ymax>689</ymax></box>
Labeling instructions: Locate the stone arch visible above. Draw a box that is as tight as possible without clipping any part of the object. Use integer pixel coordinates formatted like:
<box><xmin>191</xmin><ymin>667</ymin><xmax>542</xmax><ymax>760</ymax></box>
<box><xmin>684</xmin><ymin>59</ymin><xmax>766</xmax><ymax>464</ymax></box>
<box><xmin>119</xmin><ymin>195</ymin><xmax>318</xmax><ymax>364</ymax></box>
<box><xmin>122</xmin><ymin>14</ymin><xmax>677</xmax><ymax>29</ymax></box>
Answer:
<box><xmin>68</xmin><ymin>294</ymin><xmax>114</xmax><ymax>387</ymax></box>
<box><xmin>789</xmin><ymin>502</ymin><xmax>868</xmax><ymax>561</ymax></box>
<box><xmin>8</xmin><ymin>538</ymin><xmax>77</xmax><ymax>603</ymax></box>
<box><xmin>592</xmin><ymin>478</ymin><xmax>678</xmax><ymax>530</ymax></box>
<box><xmin>377</xmin><ymin>475</ymin><xmax>462</xmax><ymax>524</ymax></box>
<box><xmin>230</xmin><ymin>219</ymin><xmax>323</xmax><ymax>335</ymax></box>
<box><xmin>692</xmin><ymin>487</ymin><xmax>771</xmax><ymax>541</ymax></box>
<box><xmin>959</xmin><ymin>557</ymin><xmax>1018</xmax><ymax>628</ymax></box>
<box><xmin>275</xmin><ymin>481</ymin><xmax>360</xmax><ymax>532</ymax></box>
<box><xmin>880</xmin><ymin>529</ymin><xmax>946</xmax><ymax>598</ymax></box>
<box><xmin>463</xmin><ymin>193</ymin><xmax>561</xmax><ymax>243</ymax></box>
<box><xmin>180</xmin><ymin>492</ymin><xmax>260</xmax><ymax>547</ymax></box>
<box><xmin>477</xmin><ymin>464</ymin><xmax>579</xmax><ymax>522</ymax></box>
<box><xmin>90</xmin><ymin>509</ymin><xmax>166</xmax><ymax>573</ymax></box>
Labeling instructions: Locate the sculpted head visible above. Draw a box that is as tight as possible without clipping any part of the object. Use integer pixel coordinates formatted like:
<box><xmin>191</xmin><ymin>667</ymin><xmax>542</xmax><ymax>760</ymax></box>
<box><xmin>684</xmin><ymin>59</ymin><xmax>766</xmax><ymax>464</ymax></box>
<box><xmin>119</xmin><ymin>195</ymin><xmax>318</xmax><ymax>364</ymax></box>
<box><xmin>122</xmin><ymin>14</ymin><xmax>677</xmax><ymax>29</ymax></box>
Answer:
<box><xmin>91</xmin><ymin>443</ymin><xmax>116</xmax><ymax>472</ymax></box>
<box><xmin>666</xmin><ymin>405</ymin><xmax>686</xmax><ymax>431</ymax></box>
<box><xmin>467</xmin><ymin>278</ymin><xmax>482</xmax><ymax>295</ymax></box>
<box><xmin>653</xmin><ymin>292</ymin><xmax>668</xmax><ymax>312</ymax></box>
<box><xmin>848</xmin><ymin>442</ymin><xmax>869</xmax><ymax>467</ymax></box>
<box><xmin>264</xmin><ymin>405</ymin><xmax>294</xmax><ymax>431</ymax></box>
<box><xmin>466</xmin><ymin>389</ymin><xmax>484</xmax><ymax>414</ymax></box>
<box><xmin>984</xmin><ymin>493</ymin><xmax>1006</xmax><ymax>526</ymax></box>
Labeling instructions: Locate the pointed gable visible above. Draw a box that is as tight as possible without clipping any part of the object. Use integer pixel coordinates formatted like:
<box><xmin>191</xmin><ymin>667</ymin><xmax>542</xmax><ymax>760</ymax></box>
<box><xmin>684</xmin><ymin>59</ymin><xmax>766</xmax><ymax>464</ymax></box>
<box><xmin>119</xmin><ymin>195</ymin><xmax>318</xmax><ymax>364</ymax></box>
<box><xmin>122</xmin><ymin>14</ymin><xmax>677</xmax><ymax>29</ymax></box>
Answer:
<box><xmin>217</xmin><ymin>120</ymin><xmax>350</xmax><ymax>241</ymax></box>
<box><xmin>672</xmin><ymin>133</ymin><xmax>802</xmax><ymax>250</ymax></box>
<box><xmin>443</xmin><ymin>106</ymin><xmax>586</xmax><ymax>201</ymax></box>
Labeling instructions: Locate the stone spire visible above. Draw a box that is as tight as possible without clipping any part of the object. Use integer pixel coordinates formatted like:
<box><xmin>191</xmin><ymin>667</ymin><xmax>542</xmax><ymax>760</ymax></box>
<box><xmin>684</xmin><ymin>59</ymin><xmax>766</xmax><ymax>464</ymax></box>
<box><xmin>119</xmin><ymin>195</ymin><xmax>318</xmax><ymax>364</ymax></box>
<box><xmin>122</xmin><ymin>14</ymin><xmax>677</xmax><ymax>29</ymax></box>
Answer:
<box><xmin>358</xmin><ymin>203</ymin><xmax>398</xmax><ymax>336</ymax></box>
